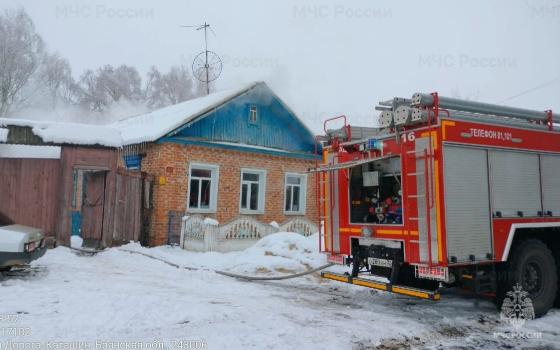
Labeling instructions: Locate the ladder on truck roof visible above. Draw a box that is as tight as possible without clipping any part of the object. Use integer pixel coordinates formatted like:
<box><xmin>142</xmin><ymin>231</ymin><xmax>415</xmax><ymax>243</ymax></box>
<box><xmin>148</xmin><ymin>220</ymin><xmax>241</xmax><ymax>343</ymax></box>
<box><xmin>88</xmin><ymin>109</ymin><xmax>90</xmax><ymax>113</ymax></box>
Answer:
<box><xmin>376</xmin><ymin>92</ymin><xmax>557</xmax><ymax>131</ymax></box>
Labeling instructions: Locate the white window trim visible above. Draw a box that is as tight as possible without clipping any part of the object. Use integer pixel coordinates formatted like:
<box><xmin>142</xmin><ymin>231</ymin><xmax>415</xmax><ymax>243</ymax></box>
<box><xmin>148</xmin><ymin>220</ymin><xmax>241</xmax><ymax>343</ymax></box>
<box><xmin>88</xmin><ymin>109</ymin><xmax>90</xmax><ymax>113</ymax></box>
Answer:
<box><xmin>249</xmin><ymin>105</ymin><xmax>258</xmax><ymax>124</ymax></box>
<box><xmin>239</xmin><ymin>168</ymin><xmax>267</xmax><ymax>214</ymax></box>
<box><xmin>284</xmin><ymin>172</ymin><xmax>307</xmax><ymax>215</ymax></box>
<box><xmin>187</xmin><ymin>163</ymin><xmax>220</xmax><ymax>214</ymax></box>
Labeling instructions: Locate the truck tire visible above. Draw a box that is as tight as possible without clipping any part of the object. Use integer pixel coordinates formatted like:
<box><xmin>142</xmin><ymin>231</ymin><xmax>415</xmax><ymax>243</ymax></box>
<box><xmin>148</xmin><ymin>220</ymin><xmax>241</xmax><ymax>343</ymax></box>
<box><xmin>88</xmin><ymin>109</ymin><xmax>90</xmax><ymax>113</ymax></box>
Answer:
<box><xmin>497</xmin><ymin>239</ymin><xmax>558</xmax><ymax>317</ymax></box>
<box><xmin>351</xmin><ymin>245</ymin><xmax>363</xmax><ymax>277</ymax></box>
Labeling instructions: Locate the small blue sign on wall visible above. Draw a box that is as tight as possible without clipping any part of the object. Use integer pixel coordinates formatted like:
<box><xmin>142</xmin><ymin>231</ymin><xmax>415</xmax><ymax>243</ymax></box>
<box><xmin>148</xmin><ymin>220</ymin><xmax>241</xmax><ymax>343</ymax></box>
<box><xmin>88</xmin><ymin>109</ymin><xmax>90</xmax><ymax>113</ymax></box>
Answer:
<box><xmin>124</xmin><ymin>155</ymin><xmax>142</xmax><ymax>170</ymax></box>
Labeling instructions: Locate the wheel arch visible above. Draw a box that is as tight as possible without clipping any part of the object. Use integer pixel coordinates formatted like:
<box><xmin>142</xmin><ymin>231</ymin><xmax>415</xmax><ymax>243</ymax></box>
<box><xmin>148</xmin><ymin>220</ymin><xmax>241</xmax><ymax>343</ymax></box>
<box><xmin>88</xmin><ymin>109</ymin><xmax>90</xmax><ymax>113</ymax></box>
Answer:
<box><xmin>502</xmin><ymin>223</ymin><xmax>560</xmax><ymax>262</ymax></box>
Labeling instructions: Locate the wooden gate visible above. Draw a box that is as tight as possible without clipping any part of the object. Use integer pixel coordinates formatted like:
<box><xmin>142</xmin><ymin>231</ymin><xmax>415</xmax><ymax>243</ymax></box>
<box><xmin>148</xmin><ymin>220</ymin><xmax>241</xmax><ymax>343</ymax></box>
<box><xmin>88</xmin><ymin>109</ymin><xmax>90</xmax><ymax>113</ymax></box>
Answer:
<box><xmin>81</xmin><ymin>171</ymin><xmax>107</xmax><ymax>241</ymax></box>
<box><xmin>112</xmin><ymin>169</ymin><xmax>152</xmax><ymax>245</ymax></box>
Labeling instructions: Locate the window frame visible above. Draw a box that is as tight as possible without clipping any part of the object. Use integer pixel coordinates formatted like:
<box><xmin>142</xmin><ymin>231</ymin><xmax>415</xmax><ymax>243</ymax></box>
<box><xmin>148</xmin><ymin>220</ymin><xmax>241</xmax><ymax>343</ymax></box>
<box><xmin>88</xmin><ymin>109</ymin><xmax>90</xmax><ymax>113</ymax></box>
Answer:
<box><xmin>248</xmin><ymin>105</ymin><xmax>258</xmax><ymax>125</ymax></box>
<box><xmin>239</xmin><ymin>168</ymin><xmax>267</xmax><ymax>214</ymax></box>
<box><xmin>284</xmin><ymin>172</ymin><xmax>307</xmax><ymax>215</ymax></box>
<box><xmin>347</xmin><ymin>156</ymin><xmax>404</xmax><ymax>226</ymax></box>
<box><xmin>187</xmin><ymin>163</ymin><xmax>220</xmax><ymax>214</ymax></box>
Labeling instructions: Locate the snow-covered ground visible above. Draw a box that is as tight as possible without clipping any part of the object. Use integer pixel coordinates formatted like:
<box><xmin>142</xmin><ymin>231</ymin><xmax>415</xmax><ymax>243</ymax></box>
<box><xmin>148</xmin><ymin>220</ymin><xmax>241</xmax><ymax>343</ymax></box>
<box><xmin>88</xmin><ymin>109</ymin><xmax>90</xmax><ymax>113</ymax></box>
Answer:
<box><xmin>1</xmin><ymin>232</ymin><xmax>559</xmax><ymax>349</ymax></box>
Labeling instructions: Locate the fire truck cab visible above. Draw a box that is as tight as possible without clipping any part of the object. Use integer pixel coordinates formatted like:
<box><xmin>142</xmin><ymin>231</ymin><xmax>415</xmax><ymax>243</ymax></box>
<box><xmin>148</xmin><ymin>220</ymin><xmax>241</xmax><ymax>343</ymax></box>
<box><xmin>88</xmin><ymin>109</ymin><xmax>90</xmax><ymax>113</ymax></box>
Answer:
<box><xmin>316</xmin><ymin>93</ymin><xmax>560</xmax><ymax>317</ymax></box>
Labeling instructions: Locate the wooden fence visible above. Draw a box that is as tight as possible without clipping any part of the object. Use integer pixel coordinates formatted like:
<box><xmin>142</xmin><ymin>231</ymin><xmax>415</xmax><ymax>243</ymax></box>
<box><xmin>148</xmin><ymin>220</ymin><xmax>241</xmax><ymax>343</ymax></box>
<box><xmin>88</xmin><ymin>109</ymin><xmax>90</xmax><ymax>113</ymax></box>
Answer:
<box><xmin>0</xmin><ymin>146</ymin><xmax>152</xmax><ymax>248</ymax></box>
<box><xmin>0</xmin><ymin>158</ymin><xmax>61</xmax><ymax>237</ymax></box>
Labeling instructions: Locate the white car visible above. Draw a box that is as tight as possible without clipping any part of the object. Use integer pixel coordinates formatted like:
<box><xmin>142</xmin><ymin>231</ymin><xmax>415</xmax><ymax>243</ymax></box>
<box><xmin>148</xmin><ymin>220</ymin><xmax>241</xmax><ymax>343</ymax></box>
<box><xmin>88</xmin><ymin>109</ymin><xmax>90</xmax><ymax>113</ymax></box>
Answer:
<box><xmin>0</xmin><ymin>224</ymin><xmax>47</xmax><ymax>272</ymax></box>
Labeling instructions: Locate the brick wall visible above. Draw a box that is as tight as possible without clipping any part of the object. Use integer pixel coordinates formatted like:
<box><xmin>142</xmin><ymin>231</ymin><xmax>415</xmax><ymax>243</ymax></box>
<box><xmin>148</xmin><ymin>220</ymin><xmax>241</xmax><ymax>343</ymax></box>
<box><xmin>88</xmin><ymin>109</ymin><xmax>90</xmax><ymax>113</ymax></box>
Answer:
<box><xmin>141</xmin><ymin>143</ymin><xmax>318</xmax><ymax>246</ymax></box>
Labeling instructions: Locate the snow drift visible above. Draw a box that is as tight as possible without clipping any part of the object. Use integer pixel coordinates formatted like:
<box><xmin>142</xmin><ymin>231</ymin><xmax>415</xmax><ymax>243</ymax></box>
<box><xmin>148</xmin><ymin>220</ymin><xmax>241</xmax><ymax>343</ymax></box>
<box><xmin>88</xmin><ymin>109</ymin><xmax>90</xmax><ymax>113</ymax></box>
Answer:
<box><xmin>120</xmin><ymin>231</ymin><xmax>325</xmax><ymax>276</ymax></box>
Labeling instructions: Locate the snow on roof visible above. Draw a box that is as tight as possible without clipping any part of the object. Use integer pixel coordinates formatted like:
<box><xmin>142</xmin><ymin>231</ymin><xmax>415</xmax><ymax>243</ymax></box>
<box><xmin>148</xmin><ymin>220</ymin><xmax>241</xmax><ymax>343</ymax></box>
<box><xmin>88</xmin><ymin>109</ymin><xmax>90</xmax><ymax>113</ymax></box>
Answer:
<box><xmin>0</xmin><ymin>82</ymin><xmax>260</xmax><ymax>147</ymax></box>
<box><xmin>111</xmin><ymin>81</ymin><xmax>259</xmax><ymax>145</ymax></box>
<box><xmin>37</xmin><ymin>121</ymin><xmax>123</xmax><ymax>147</ymax></box>
<box><xmin>0</xmin><ymin>117</ymin><xmax>124</xmax><ymax>147</ymax></box>
<box><xmin>0</xmin><ymin>128</ymin><xmax>8</xmax><ymax>142</ymax></box>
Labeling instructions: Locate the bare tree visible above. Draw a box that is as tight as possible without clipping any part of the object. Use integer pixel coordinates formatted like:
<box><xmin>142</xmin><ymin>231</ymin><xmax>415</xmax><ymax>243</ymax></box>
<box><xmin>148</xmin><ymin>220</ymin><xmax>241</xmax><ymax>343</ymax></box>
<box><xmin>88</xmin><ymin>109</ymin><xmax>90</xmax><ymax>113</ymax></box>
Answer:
<box><xmin>145</xmin><ymin>65</ymin><xmax>202</xmax><ymax>108</ymax></box>
<box><xmin>145</xmin><ymin>66</ymin><xmax>164</xmax><ymax>108</ymax></box>
<box><xmin>164</xmin><ymin>65</ymin><xmax>195</xmax><ymax>104</ymax></box>
<box><xmin>0</xmin><ymin>8</ymin><xmax>44</xmax><ymax>116</ymax></box>
<box><xmin>77</xmin><ymin>69</ymin><xmax>108</xmax><ymax>112</ymax></box>
<box><xmin>0</xmin><ymin>7</ymin><xmax>206</xmax><ymax>117</ymax></box>
<box><xmin>97</xmin><ymin>64</ymin><xmax>143</xmax><ymax>102</ymax></box>
<box><xmin>40</xmin><ymin>53</ymin><xmax>75</xmax><ymax>108</ymax></box>
<box><xmin>77</xmin><ymin>64</ymin><xmax>143</xmax><ymax>112</ymax></box>
<box><xmin>193</xmin><ymin>79</ymin><xmax>207</xmax><ymax>97</ymax></box>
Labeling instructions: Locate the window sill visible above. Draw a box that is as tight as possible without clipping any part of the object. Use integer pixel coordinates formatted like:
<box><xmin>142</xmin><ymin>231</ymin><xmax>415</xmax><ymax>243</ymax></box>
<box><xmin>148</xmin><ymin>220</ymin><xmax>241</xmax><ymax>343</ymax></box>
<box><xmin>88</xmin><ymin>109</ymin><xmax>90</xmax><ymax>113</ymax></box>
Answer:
<box><xmin>187</xmin><ymin>208</ymin><xmax>217</xmax><ymax>214</ymax></box>
<box><xmin>240</xmin><ymin>210</ymin><xmax>265</xmax><ymax>215</ymax></box>
<box><xmin>284</xmin><ymin>211</ymin><xmax>306</xmax><ymax>216</ymax></box>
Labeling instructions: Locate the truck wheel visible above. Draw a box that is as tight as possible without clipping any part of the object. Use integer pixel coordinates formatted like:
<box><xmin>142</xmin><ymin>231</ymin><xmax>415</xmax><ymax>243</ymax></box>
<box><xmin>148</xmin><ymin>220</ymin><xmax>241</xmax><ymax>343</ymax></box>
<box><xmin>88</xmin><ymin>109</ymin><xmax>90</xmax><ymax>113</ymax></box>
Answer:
<box><xmin>351</xmin><ymin>245</ymin><xmax>361</xmax><ymax>277</ymax></box>
<box><xmin>498</xmin><ymin>239</ymin><xmax>558</xmax><ymax>317</ymax></box>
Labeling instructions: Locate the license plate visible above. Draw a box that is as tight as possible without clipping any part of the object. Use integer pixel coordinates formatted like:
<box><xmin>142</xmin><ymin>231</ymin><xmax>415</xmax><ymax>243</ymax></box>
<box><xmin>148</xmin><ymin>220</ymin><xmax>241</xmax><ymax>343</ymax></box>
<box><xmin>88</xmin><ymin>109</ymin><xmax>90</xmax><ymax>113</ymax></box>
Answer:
<box><xmin>368</xmin><ymin>257</ymin><xmax>393</xmax><ymax>268</ymax></box>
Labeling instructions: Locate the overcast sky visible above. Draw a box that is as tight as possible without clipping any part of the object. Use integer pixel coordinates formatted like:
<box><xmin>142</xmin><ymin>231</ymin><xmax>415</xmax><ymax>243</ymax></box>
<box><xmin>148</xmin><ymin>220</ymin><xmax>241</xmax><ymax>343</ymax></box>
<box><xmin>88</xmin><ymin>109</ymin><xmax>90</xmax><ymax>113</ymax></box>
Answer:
<box><xmin>3</xmin><ymin>0</ymin><xmax>560</xmax><ymax>131</ymax></box>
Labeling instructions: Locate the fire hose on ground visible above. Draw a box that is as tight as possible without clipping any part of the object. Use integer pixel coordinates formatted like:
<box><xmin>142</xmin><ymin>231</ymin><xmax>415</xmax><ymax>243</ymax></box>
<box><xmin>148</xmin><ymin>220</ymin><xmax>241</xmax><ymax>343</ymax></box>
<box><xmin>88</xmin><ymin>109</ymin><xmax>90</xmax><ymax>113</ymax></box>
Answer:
<box><xmin>120</xmin><ymin>248</ymin><xmax>335</xmax><ymax>281</ymax></box>
<box><xmin>72</xmin><ymin>246</ymin><xmax>335</xmax><ymax>281</ymax></box>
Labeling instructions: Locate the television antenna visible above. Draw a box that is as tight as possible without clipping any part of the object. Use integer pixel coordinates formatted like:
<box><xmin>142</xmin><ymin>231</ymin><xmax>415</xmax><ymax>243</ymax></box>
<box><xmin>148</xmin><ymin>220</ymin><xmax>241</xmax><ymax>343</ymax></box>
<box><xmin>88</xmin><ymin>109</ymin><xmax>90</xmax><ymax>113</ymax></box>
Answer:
<box><xmin>181</xmin><ymin>22</ymin><xmax>222</xmax><ymax>95</ymax></box>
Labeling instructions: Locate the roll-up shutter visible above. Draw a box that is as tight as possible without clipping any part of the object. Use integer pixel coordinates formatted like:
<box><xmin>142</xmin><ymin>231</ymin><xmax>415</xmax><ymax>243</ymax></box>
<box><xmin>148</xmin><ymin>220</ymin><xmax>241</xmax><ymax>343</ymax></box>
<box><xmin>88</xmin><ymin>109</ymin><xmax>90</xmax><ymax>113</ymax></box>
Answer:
<box><xmin>489</xmin><ymin>150</ymin><xmax>542</xmax><ymax>217</ymax></box>
<box><xmin>443</xmin><ymin>146</ymin><xmax>493</xmax><ymax>263</ymax></box>
<box><xmin>540</xmin><ymin>154</ymin><xmax>560</xmax><ymax>216</ymax></box>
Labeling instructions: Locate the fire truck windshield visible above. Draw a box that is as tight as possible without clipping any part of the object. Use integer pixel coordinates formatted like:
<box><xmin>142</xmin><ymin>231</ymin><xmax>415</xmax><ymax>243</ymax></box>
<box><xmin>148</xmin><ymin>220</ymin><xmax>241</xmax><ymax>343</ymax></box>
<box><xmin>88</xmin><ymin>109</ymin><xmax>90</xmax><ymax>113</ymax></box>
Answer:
<box><xmin>349</xmin><ymin>156</ymin><xmax>402</xmax><ymax>225</ymax></box>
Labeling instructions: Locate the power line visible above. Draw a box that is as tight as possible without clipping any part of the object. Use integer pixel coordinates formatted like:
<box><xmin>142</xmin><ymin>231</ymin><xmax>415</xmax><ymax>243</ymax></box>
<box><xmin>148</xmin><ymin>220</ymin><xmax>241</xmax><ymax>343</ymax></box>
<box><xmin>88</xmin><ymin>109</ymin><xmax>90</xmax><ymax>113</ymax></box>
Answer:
<box><xmin>497</xmin><ymin>76</ymin><xmax>560</xmax><ymax>104</ymax></box>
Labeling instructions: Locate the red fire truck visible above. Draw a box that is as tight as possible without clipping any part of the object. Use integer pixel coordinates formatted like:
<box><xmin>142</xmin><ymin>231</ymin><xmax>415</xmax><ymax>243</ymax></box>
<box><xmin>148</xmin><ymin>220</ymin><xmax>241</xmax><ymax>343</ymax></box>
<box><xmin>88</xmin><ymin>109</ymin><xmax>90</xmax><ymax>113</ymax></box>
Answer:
<box><xmin>315</xmin><ymin>92</ymin><xmax>559</xmax><ymax>317</ymax></box>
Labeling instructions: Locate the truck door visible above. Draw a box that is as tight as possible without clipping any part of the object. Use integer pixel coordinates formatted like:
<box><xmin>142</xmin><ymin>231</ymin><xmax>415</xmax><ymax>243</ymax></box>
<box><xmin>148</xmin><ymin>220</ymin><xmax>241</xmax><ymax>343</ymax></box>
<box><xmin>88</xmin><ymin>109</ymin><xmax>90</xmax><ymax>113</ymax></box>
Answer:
<box><xmin>443</xmin><ymin>145</ymin><xmax>492</xmax><ymax>263</ymax></box>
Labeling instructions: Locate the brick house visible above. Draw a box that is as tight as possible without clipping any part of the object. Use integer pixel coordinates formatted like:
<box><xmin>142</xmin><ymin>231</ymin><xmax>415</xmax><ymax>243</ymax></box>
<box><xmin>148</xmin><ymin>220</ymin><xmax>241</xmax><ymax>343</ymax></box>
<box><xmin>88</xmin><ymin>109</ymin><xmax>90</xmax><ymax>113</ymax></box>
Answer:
<box><xmin>116</xmin><ymin>82</ymin><xmax>320</xmax><ymax>246</ymax></box>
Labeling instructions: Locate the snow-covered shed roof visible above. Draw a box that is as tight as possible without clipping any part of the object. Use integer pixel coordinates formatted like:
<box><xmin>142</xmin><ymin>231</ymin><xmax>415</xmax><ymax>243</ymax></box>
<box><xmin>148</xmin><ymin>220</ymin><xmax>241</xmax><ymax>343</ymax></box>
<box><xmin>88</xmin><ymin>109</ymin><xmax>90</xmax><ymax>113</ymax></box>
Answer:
<box><xmin>0</xmin><ymin>128</ymin><xmax>8</xmax><ymax>143</ymax></box>
<box><xmin>0</xmin><ymin>82</ymin><xmax>262</xmax><ymax>147</ymax></box>
<box><xmin>0</xmin><ymin>117</ymin><xmax>124</xmax><ymax>147</ymax></box>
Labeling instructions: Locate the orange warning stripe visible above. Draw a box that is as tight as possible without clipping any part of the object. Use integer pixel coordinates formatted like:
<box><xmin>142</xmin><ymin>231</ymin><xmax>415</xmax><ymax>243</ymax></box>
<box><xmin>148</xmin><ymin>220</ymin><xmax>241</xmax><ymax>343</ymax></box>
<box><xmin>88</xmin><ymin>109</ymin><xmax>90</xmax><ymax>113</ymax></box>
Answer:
<box><xmin>321</xmin><ymin>272</ymin><xmax>440</xmax><ymax>300</ymax></box>
<box><xmin>442</xmin><ymin>120</ymin><xmax>456</xmax><ymax>140</ymax></box>
<box><xmin>352</xmin><ymin>278</ymin><xmax>388</xmax><ymax>291</ymax></box>
<box><xmin>337</xmin><ymin>228</ymin><xmax>419</xmax><ymax>236</ymax></box>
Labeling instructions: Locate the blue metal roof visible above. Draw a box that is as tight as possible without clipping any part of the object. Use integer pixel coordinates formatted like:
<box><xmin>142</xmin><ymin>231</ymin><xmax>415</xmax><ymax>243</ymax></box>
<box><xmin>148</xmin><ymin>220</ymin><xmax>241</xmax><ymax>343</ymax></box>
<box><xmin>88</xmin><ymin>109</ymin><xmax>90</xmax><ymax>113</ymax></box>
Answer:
<box><xmin>164</xmin><ymin>82</ymin><xmax>319</xmax><ymax>154</ymax></box>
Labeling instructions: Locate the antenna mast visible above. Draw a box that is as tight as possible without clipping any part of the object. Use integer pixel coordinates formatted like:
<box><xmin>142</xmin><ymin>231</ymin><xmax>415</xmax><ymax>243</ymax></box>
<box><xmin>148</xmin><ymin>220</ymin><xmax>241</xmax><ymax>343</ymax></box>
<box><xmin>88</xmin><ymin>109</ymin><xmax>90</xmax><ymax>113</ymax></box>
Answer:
<box><xmin>201</xmin><ymin>22</ymin><xmax>210</xmax><ymax>95</ymax></box>
<box><xmin>182</xmin><ymin>22</ymin><xmax>222</xmax><ymax>95</ymax></box>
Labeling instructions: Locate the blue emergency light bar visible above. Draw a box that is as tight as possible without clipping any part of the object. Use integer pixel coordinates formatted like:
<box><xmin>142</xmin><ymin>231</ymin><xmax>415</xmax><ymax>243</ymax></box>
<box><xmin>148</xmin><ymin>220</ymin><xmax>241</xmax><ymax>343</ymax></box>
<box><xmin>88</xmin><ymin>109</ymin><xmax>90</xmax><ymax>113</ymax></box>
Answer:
<box><xmin>367</xmin><ymin>138</ymin><xmax>383</xmax><ymax>151</ymax></box>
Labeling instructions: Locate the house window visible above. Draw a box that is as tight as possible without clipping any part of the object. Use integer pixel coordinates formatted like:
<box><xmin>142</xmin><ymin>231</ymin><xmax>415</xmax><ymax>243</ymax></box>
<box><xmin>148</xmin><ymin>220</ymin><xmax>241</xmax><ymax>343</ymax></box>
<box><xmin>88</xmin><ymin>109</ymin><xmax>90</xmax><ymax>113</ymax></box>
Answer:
<box><xmin>240</xmin><ymin>168</ymin><xmax>266</xmax><ymax>214</ymax></box>
<box><xmin>284</xmin><ymin>173</ymin><xmax>307</xmax><ymax>215</ymax></box>
<box><xmin>188</xmin><ymin>163</ymin><xmax>219</xmax><ymax>213</ymax></box>
<box><xmin>249</xmin><ymin>106</ymin><xmax>258</xmax><ymax>124</ymax></box>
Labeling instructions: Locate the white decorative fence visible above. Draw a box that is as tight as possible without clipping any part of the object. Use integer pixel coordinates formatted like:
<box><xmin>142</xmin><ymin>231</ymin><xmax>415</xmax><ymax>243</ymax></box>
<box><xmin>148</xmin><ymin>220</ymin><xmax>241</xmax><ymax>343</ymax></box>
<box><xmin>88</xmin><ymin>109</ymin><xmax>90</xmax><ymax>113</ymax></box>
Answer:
<box><xmin>180</xmin><ymin>215</ymin><xmax>318</xmax><ymax>252</ymax></box>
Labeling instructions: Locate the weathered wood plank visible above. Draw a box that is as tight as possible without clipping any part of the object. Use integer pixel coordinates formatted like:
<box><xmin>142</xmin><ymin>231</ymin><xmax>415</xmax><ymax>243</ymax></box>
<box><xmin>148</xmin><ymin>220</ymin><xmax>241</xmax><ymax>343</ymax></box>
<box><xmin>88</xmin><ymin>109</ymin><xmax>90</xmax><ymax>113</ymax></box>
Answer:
<box><xmin>0</xmin><ymin>158</ymin><xmax>61</xmax><ymax>237</ymax></box>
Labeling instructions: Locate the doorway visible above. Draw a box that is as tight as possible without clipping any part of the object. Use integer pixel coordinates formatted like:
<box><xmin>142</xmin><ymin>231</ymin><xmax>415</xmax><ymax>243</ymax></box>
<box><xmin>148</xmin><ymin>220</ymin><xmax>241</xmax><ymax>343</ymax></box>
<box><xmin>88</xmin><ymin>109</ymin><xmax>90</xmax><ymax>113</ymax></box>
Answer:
<box><xmin>71</xmin><ymin>169</ymin><xmax>107</xmax><ymax>249</ymax></box>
